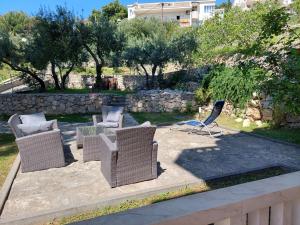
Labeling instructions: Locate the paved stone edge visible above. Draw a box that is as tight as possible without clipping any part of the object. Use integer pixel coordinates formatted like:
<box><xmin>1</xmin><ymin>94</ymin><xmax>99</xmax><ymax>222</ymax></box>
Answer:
<box><xmin>70</xmin><ymin>171</ymin><xmax>300</xmax><ymax>225</ymax></box>
<box><xmin>0</xmin><ymin>154</ymin><xmax>20</xmax><ymax>216</ymax></box>
<box><xmin>0</xmin><ymin>180</ymin><xmax>204</xmax><ymax>225</ymax></box>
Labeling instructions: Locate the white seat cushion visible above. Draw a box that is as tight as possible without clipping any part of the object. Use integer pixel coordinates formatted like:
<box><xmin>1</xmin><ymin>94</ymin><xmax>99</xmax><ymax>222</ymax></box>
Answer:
<box><xmin>139</xmin><ymin>121</ymin><xmax>151</xmax><ymax>127</ymax></box>
<box><xmin>20</xmin><ymin>112</ymin><xmax>46</xmax><ymax>125</ymax></box>
<box><xmin>17</xmin><ymin>120</ymin><xmax>54</xmax><ymax>136</ymax></box>
<box><xmin>97</xmin><ymin>121</ymin><xmax>119</xmax><ymax>128</ymax></box>
<box><xmin>106</xmin><ymin>110</ymin><xmax>121</xmax><ymax>122</ymax></box>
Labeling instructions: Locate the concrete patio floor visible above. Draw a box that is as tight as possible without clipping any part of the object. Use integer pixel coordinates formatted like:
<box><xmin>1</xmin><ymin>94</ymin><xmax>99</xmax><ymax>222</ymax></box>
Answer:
<box><xmin>1</xmin><ymin>119</ymin><xmax>300</xmax><ymax>224</ymax></box>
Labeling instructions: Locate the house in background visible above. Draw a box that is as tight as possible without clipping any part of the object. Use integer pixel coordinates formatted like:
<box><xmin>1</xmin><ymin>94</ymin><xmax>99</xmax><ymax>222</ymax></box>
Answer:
<box><xmin>233</xmin><ymin>0</ymin><xmax>294</xmax><ymax>10</ymax></box>
<box><xmin>127</xmin><ymin>0</ymin><xmax>220</xmax><ymax>27</ymax></box>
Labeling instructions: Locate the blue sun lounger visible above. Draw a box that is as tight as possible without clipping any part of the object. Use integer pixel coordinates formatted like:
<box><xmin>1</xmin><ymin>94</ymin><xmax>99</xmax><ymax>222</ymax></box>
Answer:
<box><xmin>173</xmin><ymin>100</ymin><xmax>225</xmax><ymax>137</ymax></box>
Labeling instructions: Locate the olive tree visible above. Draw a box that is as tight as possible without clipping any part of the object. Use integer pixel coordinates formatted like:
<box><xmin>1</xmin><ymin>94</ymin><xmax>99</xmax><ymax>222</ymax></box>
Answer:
<box><xmin>120</xmin><ymin>18</ymin><xmax>197</xmax><ymax>89</ymax></box>
<box><xmin>0</xmin><ymin>12</ymin><xmax>47</xmax><ymax>91</ymax></box>
<box><xmin>33</xmin><ymin>7</ymin><xmax>87</xmax><ymax>90</ymax></box>
<box><xmin>78</xmin><ymin>14</ymin><xmax>124</xmax><ymax>88</ymax></box>
<box><xmin>102</xmin><ymin>0</ymin><xmax>128</xmax><ymax>22</ymax></box>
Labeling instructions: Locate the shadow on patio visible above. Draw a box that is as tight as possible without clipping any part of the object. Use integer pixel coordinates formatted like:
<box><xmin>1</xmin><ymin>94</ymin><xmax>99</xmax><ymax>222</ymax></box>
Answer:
<box><xmin>173</xmin><ymin>131</ymin><xmax>300</xmax><ymax>181</ymax></box>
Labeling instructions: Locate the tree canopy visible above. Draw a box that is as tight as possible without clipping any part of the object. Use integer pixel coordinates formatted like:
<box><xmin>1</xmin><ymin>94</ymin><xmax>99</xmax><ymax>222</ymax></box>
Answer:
<box><xmin>102</xmin><ymin>0</ymin><xmax>128</xmax><ymax>22</ymax></box>
<box><xmin>33</xmin><ymin>6</ymin><xmax>87</xmax><ymax>90</ymax></box>
<box><xmin>120</xmin><ymin>18</ymin><xmax>197</xmax><ymax>89</ymax></box>
<box><xmin>78</xmin><ymin>14</ymin><xmax>125</xmax><ymax>88</ymax></box>
<box><xmin>90</xmin><ymin>0</ymin><xmax>127</xmax><ymax>23</ymax></box>
<box><xmin>0</xmin><ymin>12</ymin><xmax>47</xmax><ymax>91</ymax></box>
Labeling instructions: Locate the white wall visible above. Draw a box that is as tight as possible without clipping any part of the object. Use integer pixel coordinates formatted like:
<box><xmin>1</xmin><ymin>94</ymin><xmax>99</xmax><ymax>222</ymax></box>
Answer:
<box><xmin>128</xmin><ymin>1</ymin><xmax>216</xmax><ymax>26</ymax></box>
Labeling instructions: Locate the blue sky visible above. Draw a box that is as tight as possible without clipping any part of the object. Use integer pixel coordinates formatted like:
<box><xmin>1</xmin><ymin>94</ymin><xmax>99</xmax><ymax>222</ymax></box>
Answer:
<box><xmin>0</xmin><ymin>0</ymin><xmax>227</xmax><ymax>18</ymax></box>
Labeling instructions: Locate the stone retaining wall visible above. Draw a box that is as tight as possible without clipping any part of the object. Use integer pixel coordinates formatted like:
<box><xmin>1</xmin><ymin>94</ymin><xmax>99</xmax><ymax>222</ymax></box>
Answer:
<box><xmin>0</xmin><ymin>93</ymin><xmax>110</xmax><ymax>115</ymax></box>
<box><xmin>66</xmin><ymin>74</ymin><xmax>146</xmax><ymax>90</ymax></box>
<box><xmin>66</xmin><ymin>70</ymin><xmax>204</xmax><ymax>91</ymax></box>
<box><xmin>0</xmin><ymin>90</ymin><xmax>196</xmax><ymax>115</ymax></box>
<box><xmin>126</xmin><ymin>90</ymin><xmax>196</xmax><ymax>112</ymax></box>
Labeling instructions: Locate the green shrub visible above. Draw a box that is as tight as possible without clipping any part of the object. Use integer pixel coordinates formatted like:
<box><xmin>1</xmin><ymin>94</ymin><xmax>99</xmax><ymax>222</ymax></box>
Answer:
<box><xmin>194</xmin><ymin>87</ymin><xmax>210</xmax><ymax>105</ymax></box>
<box><xmin>205</xmin><ymin>66</ymin><xmax>264</xmax><ymax>108</ymax></box>
<box><xmin>185</xmin><ymin>101</ymin><xmax>194</xmax><ymax>114</ymax></box>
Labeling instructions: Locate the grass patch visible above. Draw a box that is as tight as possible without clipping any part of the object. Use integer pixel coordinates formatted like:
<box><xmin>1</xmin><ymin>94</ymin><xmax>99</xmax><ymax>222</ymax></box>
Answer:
<box><xmin>215</xmin><ymin>114</ymin><xmax>300</xmax><ymax>145</ymax></box>
<box><xmin>131</xmin><ymin>112</ymin><xmax>194</xmax><ymax>125</ymax></box>
<box><xmin>46</xmin><ymin>114</ymin><xmax>92</xmax><ymax>123</ymax></box>
<box><xmin>131</xmin><ymin>112</ymin><xmax>300</xmax><ymax>145</ymax></box>
<box><xmin>0</xmin><ymin>64</ymin><xmax>18</xmax><ymax>83</ymax></box>
<box><xmin>0</xmin><ymin>134</ymin><xmax>18</xmax><ymax>188</ymax></box>
<box><xmin>48</xmin><ymin>166</ymin><xmax>288</xmax><ymax>225</ymax></box>
<box><xmin>0</xmin><ymin>114</ymin><xmax>10</xmax><ymax>121</ymax></box>
<box><xmin>0</xmin><ymin>114</ymin><xmax>92</xmax><ymax>123</ymax></box>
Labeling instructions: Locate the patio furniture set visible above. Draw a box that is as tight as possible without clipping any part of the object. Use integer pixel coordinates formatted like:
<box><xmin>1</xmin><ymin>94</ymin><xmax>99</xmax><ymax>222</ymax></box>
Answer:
<box><xmin>7</xmin><ymin>101</ymin><xmax>224</xmax><ymax>187</ymax></box>
<box><xmin>8</xmin><ymin>106</ymin><xmax>158</xmax><ymax>188</ymax></box>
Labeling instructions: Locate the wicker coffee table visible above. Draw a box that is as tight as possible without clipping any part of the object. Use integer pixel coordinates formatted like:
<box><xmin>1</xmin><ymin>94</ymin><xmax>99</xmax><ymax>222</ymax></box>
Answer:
<box><xmin>76</xmin><ymin>126</ymin><xmax>116</xmax><ymax>162</ymax></box>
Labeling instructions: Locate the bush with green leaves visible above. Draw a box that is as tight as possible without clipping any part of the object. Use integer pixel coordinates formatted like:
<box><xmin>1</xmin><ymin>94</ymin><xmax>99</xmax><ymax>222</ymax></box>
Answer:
<box><xmin>194</xmin><ymin>87</ymin><xmax>211</xmax><ymax>106</ymax></box>
<box><xmin>262</xmin><ymin>49</ymin><xmax>300</xmax><ymax>115</ymax></box>
<box><xmin>195</xmin><ymin>1</ymin><xmax>286</xmax><ymax>64</ymax></box>
<box><xmin>291</xmin><ymin>0</ymin><xmax>300</xmax><ymax>22</ymax></box>
<box><xmin>202</xmin><ymin>66</ymin><xmax>264</xmax><ymax>108</ymax></box>
<box><xmin>194</xmin><ymin>1</ymin><xmax>300</xmax><ymax>120</ymax></box>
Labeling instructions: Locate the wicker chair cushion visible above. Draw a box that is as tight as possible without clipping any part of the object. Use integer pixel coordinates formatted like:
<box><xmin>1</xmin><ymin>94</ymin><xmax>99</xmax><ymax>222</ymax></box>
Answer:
<box><xmin>97</xmin><ymin>121</ymin><xmax>119</xmax><ymax>128</ymax></box>
<box><xmin>17</xmin><ymin>120</ymin><xmax>54</xmax><ymax>136</ymax></box>
<box><xmin>20</xmin><ymin>112</ymin><xmax>46</xmax><ymax>125</ymax></box>
<box><xmin>106</xmin><ymin>110</ymin><xmax>121</xmax><ymax>122</ymax></box>
<box><xmin>139</xmin><ymin>121</ymin><xmax>151</xmax><ymax>127</ymax></box>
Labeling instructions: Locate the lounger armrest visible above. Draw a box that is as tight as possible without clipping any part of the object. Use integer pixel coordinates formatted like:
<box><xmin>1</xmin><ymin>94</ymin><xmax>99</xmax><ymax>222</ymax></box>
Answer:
<box><xmin>92</xmin><ymin>114</ymin><xmax>103</xmax><ymax>126</ymax></box>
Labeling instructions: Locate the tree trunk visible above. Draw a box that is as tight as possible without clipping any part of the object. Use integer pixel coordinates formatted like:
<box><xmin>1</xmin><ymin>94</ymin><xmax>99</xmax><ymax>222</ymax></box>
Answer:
<box><xmin>61</xmin><ymin>64</ymin><xmax>75</xmax><ymax>90</ymax></box>
<box><xmin>82</xmin><ymin>44</ymin><xmax>102</xmax><ymax>89</ymax></box>
<box><xmin>151</xmin><ymin>65</ymin><xmax>158</xmax><ymax>89</ymax></box>
<box><xmin>141</xmin><ymin>64</ymin><xmax>150</xmax><ymax>90</ymax></box>
<box><xmin>157</xmin><ymin>67</ymin><xmax>163</xmax><ymax>88</ymax></box>
<box><xmin>51</xmin><ymin>62</ymin><xmax>61</xmax><ymax>90</ymax></box>
<box><xmin>34</xmin><ymin>76</ymin><xmax>46</xmax><ymax>92</ymax></box>
<box><xmin>1</xmin><ymin>59</ymin><xmax>46</xmax><ymax>92</ymax></box>
<box><xmin>95</xmin><ymin>62</ymin><xmax>103</xmax><ymax>89</ymax></box>
<box><xmin>61</xmin><ymin>77</ymin><xmax>67</xmax><ymax>90</ymax></box>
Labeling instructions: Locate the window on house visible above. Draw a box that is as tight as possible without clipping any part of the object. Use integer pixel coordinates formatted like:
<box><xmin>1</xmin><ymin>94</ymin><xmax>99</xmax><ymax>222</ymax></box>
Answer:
<box><xmin>177</xmin><ymin>16</ymin><xmax>180</xmax><ymax>20</ymax></box>
<box><xmin>192</xmin><ymin>6</ymin><xmax>197</xmax><ymax>11</ymax></box>
<box><xmin>204</xmin><ymin>5</ymin><xmax>215</xmax><ymax>13</ymax></box>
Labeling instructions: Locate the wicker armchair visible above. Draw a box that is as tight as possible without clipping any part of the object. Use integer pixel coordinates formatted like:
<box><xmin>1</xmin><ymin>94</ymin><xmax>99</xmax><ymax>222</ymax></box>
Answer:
<box><xmin>100</xmin><ymin>126</ymin><xmax>158</xmax><ymax>187</ymax></box>
<box><xmin>8</xmin><ymin>114</ymin><xmax>65</xmax><ymax>172</ymax></box>
<box><xmin>92</xmin><ymin>106</ymin><xmax>124</xmax><ymax>129</ymax></box>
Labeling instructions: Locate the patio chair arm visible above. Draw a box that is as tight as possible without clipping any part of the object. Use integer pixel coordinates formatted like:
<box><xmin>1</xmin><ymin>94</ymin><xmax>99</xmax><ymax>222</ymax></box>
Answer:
<box><xmin>100</xmin><ymin>134</ymin><xmax>117</xmax><ymax>152</ymax></box>
<box><xmin>92</xmin><ymin>114</ymin><xmax>103</xmax><ymax>126</ymax></box>
<box><xmin>100</xmin><ymin>134</ymin><xmax>118</xmax><ymax>187</ymax></box>
<box><xmin>152</xmin><ymin>141</ymin><xmax>158</xmax><ymax>178</ymax></box>
<box><xmin>16</xmin><ymin>129</ymin><xmax>61</xmax><ymax>142</ymax></box>
<box><xmin>16</xmin><ymin>129</ymin><xmax>65</xmax><ymax>172</ymax></box>
<box><xmin>119</xmin><ymin>114</ymin><xmax>124</xmax><ymax>128</ymax></box>
<box><xmin>49</xmin><ymin>119</ymin><xmax>59</xmax><ymax>130</ymax></box>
